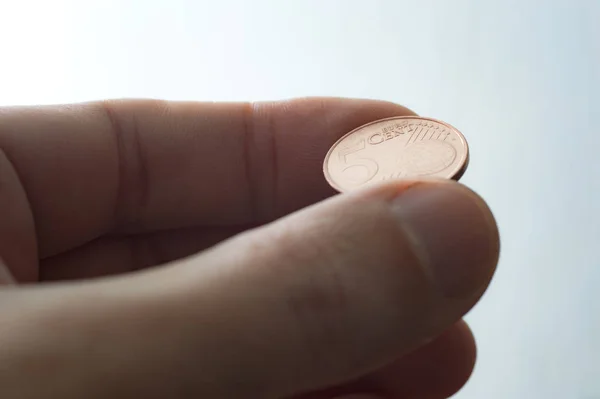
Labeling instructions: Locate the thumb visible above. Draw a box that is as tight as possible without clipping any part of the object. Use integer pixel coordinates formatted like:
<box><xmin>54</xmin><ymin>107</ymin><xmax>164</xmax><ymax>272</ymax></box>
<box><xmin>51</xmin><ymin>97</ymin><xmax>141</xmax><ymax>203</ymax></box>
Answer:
<box><xmin>0</xmin><ymin>180</ymin><xmax>499</xmax><ymax>399</ymax></box>
<box><xmin>152</xmin><ymin>179</ymin><xmax>498</xmax><ymax>397</ymax></box>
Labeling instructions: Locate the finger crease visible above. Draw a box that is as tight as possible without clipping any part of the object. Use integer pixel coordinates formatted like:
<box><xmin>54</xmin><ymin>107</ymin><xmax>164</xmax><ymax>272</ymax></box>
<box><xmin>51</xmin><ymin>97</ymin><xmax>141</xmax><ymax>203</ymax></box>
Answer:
<box><xmin>101</xmin><ymin>101</ymin><xmax>150</xmax><ymax>231</ymax></box>
<box><xmin>267</xmin><ymin>106</ymin><xmax>279</xmax><ymax>221</ymax></box>
<box><xmin>242</xmin><ymin>102</ymin><xmax>259</xmax><ymax>222</ymax></box>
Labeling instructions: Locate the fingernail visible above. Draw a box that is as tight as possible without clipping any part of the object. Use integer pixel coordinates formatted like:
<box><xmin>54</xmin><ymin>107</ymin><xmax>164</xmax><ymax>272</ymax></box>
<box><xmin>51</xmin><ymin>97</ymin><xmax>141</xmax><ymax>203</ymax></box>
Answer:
<box><xmin>391</xmin><ymin>182</ymin><xmax>498</xmax><ymax>298</ymax></box>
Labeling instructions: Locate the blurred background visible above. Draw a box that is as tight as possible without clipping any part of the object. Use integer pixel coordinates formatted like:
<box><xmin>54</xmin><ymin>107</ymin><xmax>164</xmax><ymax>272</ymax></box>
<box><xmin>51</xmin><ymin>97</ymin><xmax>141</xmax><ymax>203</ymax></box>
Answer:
<box><xmin>0</xmin><ymin>0</ymin><xmax>598</xmax><ymax>397</ymax></box>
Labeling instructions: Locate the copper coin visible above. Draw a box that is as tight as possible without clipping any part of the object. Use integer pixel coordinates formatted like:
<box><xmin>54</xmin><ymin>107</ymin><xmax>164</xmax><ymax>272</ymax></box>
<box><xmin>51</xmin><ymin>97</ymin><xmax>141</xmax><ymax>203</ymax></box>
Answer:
<box><xmin>323</xmin><ymin>116</ymin><xmax>469</xmax><ymax>192</ymax></box>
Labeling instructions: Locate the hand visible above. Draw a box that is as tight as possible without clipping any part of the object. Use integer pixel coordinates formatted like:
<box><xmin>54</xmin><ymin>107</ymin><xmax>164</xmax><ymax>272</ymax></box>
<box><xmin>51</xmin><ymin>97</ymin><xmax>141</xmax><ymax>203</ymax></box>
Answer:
<box><xmin>0</xmin><ymin>97</ymin><xmax>499</xmax><ymax>399</ymax></box>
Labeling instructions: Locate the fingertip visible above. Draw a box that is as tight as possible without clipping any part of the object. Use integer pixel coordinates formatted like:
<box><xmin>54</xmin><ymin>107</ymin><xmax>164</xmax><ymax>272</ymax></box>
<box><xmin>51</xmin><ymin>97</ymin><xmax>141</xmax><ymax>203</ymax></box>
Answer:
<box><xmin>416</xmin><ymin>320</ymin><xmax>477</xmax><ymax>398</ymax></box>
<box><xmin>295</xmin><ymin>320</ymin><xmax>477</xmax><ymax>399</ymax></box>
<box><xmin>369</xmin><ymin>320</ymin><xmax>477</xmax><ymax>399</ymax></box>
<box><xmin>342</xmin><ymin>178</ymin><xmax>500</xmax><ymax>300</ymax></box>
<box><xmin>384</xmin><ymin>179</ymin><xmax>500</xmax><ymax>299</ymax></box>
<box><xmin>264</xmin><ymin>97</ymin><xmax>417</xmax><ymax>117</ymax></box>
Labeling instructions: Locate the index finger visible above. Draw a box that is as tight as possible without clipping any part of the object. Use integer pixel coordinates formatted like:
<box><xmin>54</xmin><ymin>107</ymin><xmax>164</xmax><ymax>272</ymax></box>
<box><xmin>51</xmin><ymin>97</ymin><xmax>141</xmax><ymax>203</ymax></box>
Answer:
<box><xmin>0</xmin><ymin>97</ymin><xmax>415</xmax><ymax>257</ymax></box>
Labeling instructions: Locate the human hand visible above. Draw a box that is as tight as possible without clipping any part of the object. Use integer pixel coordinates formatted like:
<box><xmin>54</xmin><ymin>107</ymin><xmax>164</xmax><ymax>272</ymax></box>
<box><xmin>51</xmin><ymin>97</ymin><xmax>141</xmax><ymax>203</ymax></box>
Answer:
<box><xmin>0</xmin><ymin>97</ymin><xmax>499</xmax><ymax>398</ymax></box>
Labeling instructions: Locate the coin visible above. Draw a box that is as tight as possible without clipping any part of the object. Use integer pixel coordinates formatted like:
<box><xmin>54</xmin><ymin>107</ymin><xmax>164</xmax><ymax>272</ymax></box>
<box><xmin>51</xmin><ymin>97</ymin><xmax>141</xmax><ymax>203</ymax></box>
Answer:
<box><xmin>323</xmin><ymin>116</ymin><xmax>469</xmax><ymax>192</ymax></box>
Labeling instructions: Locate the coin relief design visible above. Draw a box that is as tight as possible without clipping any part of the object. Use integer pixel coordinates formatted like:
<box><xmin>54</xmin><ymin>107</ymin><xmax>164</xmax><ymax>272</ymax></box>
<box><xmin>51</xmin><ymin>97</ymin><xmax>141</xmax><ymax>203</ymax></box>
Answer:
<box><xmin>323</xmin><ymin>116</ymin><xmax>469</xmax><ymax>192</ymax></box>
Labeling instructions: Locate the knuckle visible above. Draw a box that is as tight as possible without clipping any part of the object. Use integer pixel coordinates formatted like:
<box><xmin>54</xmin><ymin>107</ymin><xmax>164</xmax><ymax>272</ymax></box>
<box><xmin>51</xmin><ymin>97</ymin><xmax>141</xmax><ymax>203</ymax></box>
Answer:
<box><xmin>240</xmin><ymin>101</ymin><xmax>278</xmax><ymax>223</ymax></box>
<box><xmin>100</xmin><ymin>100</ymin><xmax>150</xmax><ymax>231</ymax></box>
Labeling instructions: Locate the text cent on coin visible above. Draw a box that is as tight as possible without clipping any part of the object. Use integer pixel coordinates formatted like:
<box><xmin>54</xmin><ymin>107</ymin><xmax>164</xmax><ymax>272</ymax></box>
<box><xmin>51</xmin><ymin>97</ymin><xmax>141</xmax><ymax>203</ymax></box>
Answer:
<box><xmin>323</xmin><ymin>116</ymin><xmax>469</xmax><ymax>193</ymax></box>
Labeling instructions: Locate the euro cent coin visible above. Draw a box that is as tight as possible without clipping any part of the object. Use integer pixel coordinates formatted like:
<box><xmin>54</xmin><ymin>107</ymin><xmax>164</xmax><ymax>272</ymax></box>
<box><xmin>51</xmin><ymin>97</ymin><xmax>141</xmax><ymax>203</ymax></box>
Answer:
<box><xmin>323</xmin><ymin>116</ymin><xmax>469</xmax><ymax>192</ymax></box>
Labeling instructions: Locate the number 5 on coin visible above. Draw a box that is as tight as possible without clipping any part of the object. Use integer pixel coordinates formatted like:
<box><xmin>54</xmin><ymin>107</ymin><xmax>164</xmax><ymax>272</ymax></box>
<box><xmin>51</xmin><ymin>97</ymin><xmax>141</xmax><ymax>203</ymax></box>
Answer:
<box><xmin>337</xmin><ymin>139</ymin><xmax>379</xmax><ymax>185</ymax></box>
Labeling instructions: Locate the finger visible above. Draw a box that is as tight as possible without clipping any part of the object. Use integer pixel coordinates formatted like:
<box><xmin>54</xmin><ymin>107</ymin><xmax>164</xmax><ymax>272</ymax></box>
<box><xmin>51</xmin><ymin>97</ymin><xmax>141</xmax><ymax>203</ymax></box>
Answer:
<box><xmin>0</xmin><ymin>180</ymin><xmax>498</xmax><ymax>398</ymax></box>
<box><xmin>372</xmin><ymin>320</ymin><xmax>476</xmax><ymax>399</ymax></box>
<box><xmin>0</xmin><ymin>98</ymin><xmax>415</xmax><ymax>259</ymax></box>
<box><xmin>179</xmin><ymin>179</ymin><xmax>498</xmax><ymax>398</ymax></box>
<box><xmin>0</xmin><ymin>148</ymin><xmax>37</xmax><ymax>282</ymax></box>
<box><xmin>297</xmin><ymin>321</ymin><xmax>476</xmax><ymax>399</ymax></box>
<box><xmin>40</xmin><ymin>225</ymin><xmax>250</xmax><ymax>281</ymax></box>
<box><xmin>368</xmin><ymin>320</ymin><xmax>476</xmax><ymax>399</ymax></box>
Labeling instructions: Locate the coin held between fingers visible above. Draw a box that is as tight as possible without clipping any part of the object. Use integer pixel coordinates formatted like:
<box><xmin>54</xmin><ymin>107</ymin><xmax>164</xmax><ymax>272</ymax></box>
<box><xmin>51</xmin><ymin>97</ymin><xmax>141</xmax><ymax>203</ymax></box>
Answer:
<box><xmin>323</xmin><ymin>116</ymin><xmax>469</xmax><ymax>192</ymax></box>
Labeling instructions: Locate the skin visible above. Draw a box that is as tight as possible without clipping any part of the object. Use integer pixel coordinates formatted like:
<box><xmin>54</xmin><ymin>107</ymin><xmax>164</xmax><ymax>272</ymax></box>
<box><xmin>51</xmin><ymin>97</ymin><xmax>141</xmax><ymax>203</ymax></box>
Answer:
<box><xmin>0</xmin><ymin>97</ymin><xmax>500</xmax><ymax>398</ymax></box>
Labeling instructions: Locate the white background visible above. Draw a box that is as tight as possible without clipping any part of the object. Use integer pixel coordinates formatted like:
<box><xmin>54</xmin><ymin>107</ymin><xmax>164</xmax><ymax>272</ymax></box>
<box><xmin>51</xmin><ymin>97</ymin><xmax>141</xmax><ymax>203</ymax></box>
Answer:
<box><xmin>1</xmin><ymin>1</ymin><xmax>599</xmax><ymax>397</ymax></box>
